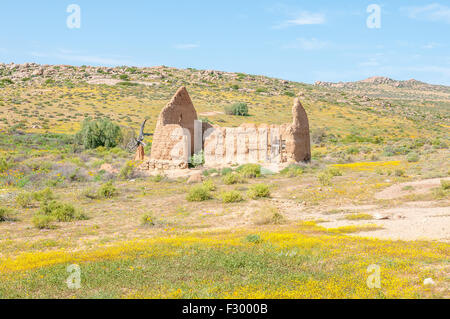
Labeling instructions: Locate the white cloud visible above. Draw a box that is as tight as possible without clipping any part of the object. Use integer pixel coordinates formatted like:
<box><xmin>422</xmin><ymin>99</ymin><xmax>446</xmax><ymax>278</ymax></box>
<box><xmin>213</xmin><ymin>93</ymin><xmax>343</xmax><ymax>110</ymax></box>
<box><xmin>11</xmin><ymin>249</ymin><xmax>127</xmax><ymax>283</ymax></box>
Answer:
<box><xmin>173</xmin><ymin>44</ymin><xmax>199</xmax><ymax>50</ymax></box>
<box><xmin>423</xmin><ymin>42</ymin><xmax>441</xmax><ymax>49</ymax></box>
<box><xmin>274</xmin><ymin>11</ymin><xmax>325</xmax><ymax>28</ymax></box>
<box><xmin>408</xmin><ymin>65</ymin><xmax>450</xmax><ymax>76</ymax></box>
<box><xmin>30</xmin><ymin>49</ymin><xmax>134</xmax><ymax>66</ymax></box>
<box><xmin>284</xmin><ymin>38</ymin><xmax>329</xmax><ymax>50</ymax></box>
<box><xmin>357</xmin><ymin>53</ymin><xmax>386</xmax><ymax>67</ymax></box>
<box><xmin>403</xmin><ymin>3</ymin><xmax>450</xmax><ymax>23</ymax></box>
<box><xmin>358</xmin><ymin>59</ymin><xmax>381</xmax><ymax>67</ymax></box>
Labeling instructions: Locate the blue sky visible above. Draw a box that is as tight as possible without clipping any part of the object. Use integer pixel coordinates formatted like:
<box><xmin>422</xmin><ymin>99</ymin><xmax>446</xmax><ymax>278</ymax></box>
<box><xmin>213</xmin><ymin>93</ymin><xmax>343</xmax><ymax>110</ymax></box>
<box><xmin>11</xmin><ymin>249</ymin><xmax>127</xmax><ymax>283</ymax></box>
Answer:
<box><xmin>0</xmin><ymin>0</ymin><xmax>449</xmax><ymax>85</ymax></box>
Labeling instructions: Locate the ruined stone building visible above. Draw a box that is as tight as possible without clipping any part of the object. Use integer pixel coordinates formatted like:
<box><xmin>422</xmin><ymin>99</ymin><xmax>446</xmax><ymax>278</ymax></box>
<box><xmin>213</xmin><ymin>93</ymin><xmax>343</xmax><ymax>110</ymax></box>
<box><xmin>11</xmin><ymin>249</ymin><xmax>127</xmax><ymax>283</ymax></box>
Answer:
<box><xmin>140</xmin><ymin>87</ymin><xmax>311</xmax><ymax>171</ymax></box>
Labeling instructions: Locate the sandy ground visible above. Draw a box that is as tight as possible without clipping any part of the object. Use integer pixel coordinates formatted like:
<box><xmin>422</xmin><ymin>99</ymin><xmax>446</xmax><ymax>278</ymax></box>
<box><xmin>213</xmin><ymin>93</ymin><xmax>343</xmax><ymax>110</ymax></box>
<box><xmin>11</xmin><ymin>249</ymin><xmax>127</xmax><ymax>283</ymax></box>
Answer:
<box><xmin>274</xmin><ymin>178</ymin><xmax>450</xmax><ymax>242</ymax></box>
<box><xmin>312</xmin><ymin>203</ymin><xmax>449</xmax><ymax>242</ymax></box>
<box><xmin>198</xmin><ymin>111</ymin><xmax>224</xmax><ymax>116</ymax></box>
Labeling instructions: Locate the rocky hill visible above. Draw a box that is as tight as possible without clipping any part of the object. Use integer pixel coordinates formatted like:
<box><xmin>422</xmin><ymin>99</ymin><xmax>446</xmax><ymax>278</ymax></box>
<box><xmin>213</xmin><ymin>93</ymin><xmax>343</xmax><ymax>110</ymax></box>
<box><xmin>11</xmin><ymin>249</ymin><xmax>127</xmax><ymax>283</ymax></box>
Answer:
<box><xmin>315</xmin><ymin>76</ymin><xmax>448</xmax><ymax>92</ymax></box>
<box><xmin>0</xmin><ymin>62</ymin><xmax>448</xmax><ymax>136</ymax></box>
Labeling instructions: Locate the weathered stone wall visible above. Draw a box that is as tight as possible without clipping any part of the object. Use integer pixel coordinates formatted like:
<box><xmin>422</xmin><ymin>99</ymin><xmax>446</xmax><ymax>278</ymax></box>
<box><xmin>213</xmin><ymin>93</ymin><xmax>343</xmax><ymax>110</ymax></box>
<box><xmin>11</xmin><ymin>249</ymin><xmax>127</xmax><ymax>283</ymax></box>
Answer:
<box><xmin>203</xmin><ymin>124</ymin><xmax>287</xmax><ymax>166</ymax></box>
<box><xmin>203</xmin><ymin>98</ymin><xmax>310</xmax><ymax>166</ymax></box>
<box><xmin>285</xmin><ymin>98</ymin><xmax>311</xmax><ymax>163</ymax></box>
<box><xmin>149</xmin><ymin>87</ymin><xmax>197</xmax><ymax>168</ymax></box>
<box><xmin>141</xmin><ymin>86</ymin><xmax>311</xmax><ymax>171</ymax></box>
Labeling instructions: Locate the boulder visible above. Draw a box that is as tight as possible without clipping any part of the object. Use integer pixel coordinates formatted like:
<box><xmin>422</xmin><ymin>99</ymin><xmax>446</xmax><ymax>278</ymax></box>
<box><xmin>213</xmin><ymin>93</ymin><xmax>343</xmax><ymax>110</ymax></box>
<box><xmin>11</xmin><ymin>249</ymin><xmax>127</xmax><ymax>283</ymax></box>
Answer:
<box><xmin>187</xmin><ymin>171</ymin><xmax>203</xmax><ymax>184</ymax></box>
<box><xmin>99</xmin><ymin>163</ymin><xmax>118</xmax><ymax>174</ymax></box>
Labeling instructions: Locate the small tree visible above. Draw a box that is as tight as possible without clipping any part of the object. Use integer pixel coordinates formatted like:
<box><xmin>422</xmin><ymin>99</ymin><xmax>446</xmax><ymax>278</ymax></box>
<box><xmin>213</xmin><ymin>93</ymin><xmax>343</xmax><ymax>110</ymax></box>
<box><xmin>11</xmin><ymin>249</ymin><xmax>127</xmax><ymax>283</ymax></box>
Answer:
<box><xmin>75</xmin><ymin>118</ymin><xmax>122</xmax><ymax>149</ymax></box>
<box><xmin>224</xmin><ymin>103</ymin><xmax>249</xmax><ymax>116</ymax></box>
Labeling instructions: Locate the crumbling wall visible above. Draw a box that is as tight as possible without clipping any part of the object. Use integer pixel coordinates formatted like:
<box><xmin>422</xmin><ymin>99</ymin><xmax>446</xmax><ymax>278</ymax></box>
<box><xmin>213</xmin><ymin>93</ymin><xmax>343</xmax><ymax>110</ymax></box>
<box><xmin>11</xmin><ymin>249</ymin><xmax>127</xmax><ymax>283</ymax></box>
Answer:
<box><xmin>284</xmin><ymin>98</ymin><xmax>311</xmax><ymax>162</ymax></box>
<box><xmin>143</xmin><ymin>87</ymin><xmax>311</xmax><ymax>171</ymax></box>
<box><xmin>149</xmin><ymin>86</ymin><xmax>197</xmax><ymax>167</ymax></box>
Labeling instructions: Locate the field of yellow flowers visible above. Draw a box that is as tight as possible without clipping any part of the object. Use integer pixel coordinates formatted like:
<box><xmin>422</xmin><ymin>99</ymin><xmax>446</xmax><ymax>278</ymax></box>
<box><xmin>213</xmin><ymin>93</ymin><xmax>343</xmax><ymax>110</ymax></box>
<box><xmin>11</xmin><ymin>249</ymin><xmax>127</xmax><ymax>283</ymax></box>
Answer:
<box><xmin>0</xmin><ymin>65</ymin><xmax>449</xmax><ymax>299</ymax></box>
<box><xmin>0</xmin><ymin>223</ymin><xmax>448</xmax><ymax>299</ymax></box>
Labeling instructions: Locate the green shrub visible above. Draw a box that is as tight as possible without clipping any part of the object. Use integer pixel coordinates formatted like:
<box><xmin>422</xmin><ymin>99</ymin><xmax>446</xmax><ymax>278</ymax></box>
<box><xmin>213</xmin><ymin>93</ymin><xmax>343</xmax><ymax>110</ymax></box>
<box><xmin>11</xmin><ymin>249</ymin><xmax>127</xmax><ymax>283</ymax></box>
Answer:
<box><xmin>317</xmin><ymin>167</ymin><xmax>342</xmax><ymax>186</ymax></box>
<box><xmin>246</xmin><ymin>234</ymin><xmax>262</xmax><ymax>244</ymax></box>
<box><xmin>254</xmin><ymin>206</ymin><xmax>284</xmax><ymax>225</ymax></box>
<box><xmin>222</xmin><ymin>173</ymin><xmax>245</xmax><ymax>185</ymax></box>
<box><xmin>186</xmin><ymin>185</ymin><xmax>212</xmax><ymax>202</ymax></box>
<box><xmin>75</xmin><ymin>118</ymin><xmax>122</xmax><ymax>149</ymax></box>
<box><xmin>202</xmin><ymin>168</ymin><xmax>218</xmax><ymax>177</ymax></box>
<box><xmin>32</xmin><ymin>214</ymin><xmax>55</xmax><ymax>229</ymax></box>
<box><xmin>224</xmin><ymin>103</ymin><xmax>249</xmax><ymax>116</ymax></box>
<box><xmin>119</xmin><ymin>161</ymin><xmax>135</xmax><ymax>180</ymax></box>
<box><xmin>220</xmin><ymin>168</ymin><xmax>233</xmax><ymax>176</ymax></box>
<box><xmin>318</xmin><ymin>172</ymin><xmax>332</xmax><ymax>186</ymax></box>
<box><xmin>202</xmin><ymin>179</ymin><xmax>216</xmax><ymax>192</ymax></box>
<box><xmin>81</xmin><ymin>187</ymin><xmax>99</xmax><ymax>200</ymax></box>
<box><xmin>221</xmin><ymin>190</ymin><xmax>243</xmax><ymax>203</ymax></box>
<box><xmin>279</xmin><ymin>164</ymin><xmax>304</xmax><ymax>177</ymax></box>
<box><xmin>39</xmin><ymin>200</ymin><xmax>87</xmax><ymax>222</ymax></box>
<box><xmin>407</xmin><ymin>152</ymin><xmax>420</xmax><ymax>162</ymax></box>
<box><xmin>32</xmin><ymin>188</ymin><xmax>55</xmax><ymax>202</ymax></box>
<box><xmin>247</xmin><ymin>184</ymin><xmax>270</xmax><ymax>199</ymax></box>
<box><xmin>237</xmin><ymin>164</ymin><xmax>261</xmax><ymax>178</ymax></box>
<box><xmin>395</xmin><ymin>169</ymin><xmax>405</xmax><ymax>177</ymax></box>
<box><xmin>189</xmin><ymin>151</ymin><xmax>205</xmax><ymax>168</ymax></box>
<box><xmin>117</xmin><ymin>81</ymin><xmax>138</xmax><ymax>86</ymax></box>
<box><xmin>441</xmin><ymin>180</ymin><xmax>450</xmax><ymax>190</ymax></box>
<box><xmin>344</xmin><ymin>213</ymin><xmax>373</xmax><ymax>220</ymax></box>
<box><xmin>16</xmin><ymin>192</ymin><xmax>34</xmax><ymax>208</ymax></box>
<box><xmin>0</xmin><ymin>157</ymin><xmax>10</xmax><ymax>173</ymax></box>
<box><xmin>97</xmin><ymin>181</ymin><xmax>117</xmax><ymax>198</ymax></box>
<box><xmin>327</xmin><ymin>167</ymin><xmax>343</xmax><ymax>177</ymax></box>
<box><xmin>0</xmin><ymin>78</ymin><xmax>14</xmax><ymax>86</ymax></box>
<box><xmin>433</xmin><ymin>187</ymin><xmax>448</xmax><ymax>199</ymax></box>
<box><xmin>151</xmin><ymin>174</ymin><xmax>164</xmax><ymax>182</ymax></box>
<box><xmin>0</xmin><ymin>207</ymin><xmax>16</xmax><ymax>222</ymax></box>
<box><xmin>283</xmin><ymin>91</ymin><xmax>295</xmax><ymax>97</ymax></box>
<box><xmin>346</xmin><ymin>146</ymin><xmax>359</xmax><ymax>154</ymax></box>
<box><xmin>119</xmin><ymin>74</ymin><xmax>129</xmax><ymax>81</ymax></box>
<box><xmin>141</xmin><ymin>213</ymin><xmax>155</xmax><ymax>226</ymax></box>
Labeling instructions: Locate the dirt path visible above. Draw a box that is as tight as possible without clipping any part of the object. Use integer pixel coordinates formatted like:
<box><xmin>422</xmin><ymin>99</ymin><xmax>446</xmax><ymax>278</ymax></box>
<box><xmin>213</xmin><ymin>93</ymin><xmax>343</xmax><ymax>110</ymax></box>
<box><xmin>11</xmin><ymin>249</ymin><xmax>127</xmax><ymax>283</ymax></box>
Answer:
<box><xmin>275</xmin><ymin>199</ymin><xmax>449</xmax><ymax>242</ymax></box>
<box><xmin>375</xmin><ymin>177</ymin><xmax>449</xmax><ymax>200</ymax></box>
